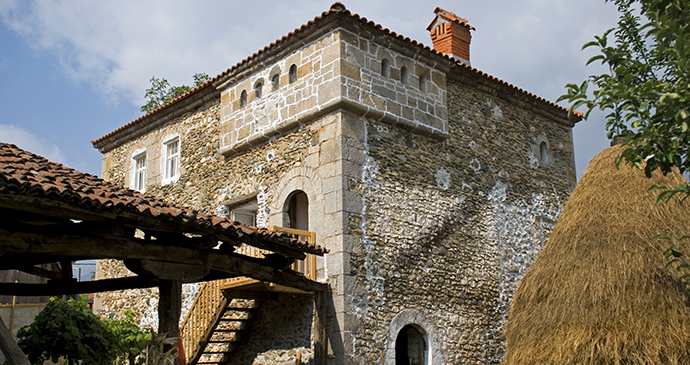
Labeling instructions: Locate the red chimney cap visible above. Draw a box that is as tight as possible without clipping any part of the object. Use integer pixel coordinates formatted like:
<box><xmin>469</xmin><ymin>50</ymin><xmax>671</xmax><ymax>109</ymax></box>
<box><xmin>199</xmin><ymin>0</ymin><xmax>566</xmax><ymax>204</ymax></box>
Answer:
<box><xmin>426</xmin><ymin>7</ymin><xmax>475</xmax><ymax>31</ymax></box>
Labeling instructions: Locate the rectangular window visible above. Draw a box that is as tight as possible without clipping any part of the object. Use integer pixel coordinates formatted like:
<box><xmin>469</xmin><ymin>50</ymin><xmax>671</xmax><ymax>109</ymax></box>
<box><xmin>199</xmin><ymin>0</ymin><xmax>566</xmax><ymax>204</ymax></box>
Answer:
<box><xmin>133</xmin><ymin>154</ymin><xmax>146</xmax><ymax>192</ymax></box>
<box><xmin>164</xmin><ymin>137</ymin><xmax>180</xmax><ymax>181</ymax></box>
<box><xmin>232</xmin><ymin>211</ymin><xmax>256</xmax><ymax>226</ymax></box>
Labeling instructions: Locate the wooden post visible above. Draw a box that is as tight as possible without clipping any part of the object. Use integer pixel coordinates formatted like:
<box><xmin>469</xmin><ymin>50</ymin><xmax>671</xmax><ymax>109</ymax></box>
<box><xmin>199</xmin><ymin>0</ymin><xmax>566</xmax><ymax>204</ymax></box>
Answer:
<box><xmin>158</xmin><ymin>280</ymin><xmax>181</xmax><ymax>336</ymax></box>
<box><xmin>313</xmin><ymin>289</ymin><xmax>328</xmax><ymax>365</ymax></box>
<box><xmin>0</xmin><ymin>316</ymin><xmax>30</xmax><ymax>365</ymax></box>
<box><xmin>158</xmin><ymin>280</ymin><xmax>181</xmax><ymax>365</ymax></box>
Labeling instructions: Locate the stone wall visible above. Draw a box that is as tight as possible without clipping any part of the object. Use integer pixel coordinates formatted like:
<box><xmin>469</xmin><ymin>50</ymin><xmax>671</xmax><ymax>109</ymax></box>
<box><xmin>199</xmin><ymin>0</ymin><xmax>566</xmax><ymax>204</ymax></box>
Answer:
<box><xmin>219</xmin><ymin>28</ymin><xmax>449</xmax><ymax>157</ymax></box>
<box><xmin>225</xmin><ymin>293</ymin><xmax>315</xmax><ymax>365</ymax></box>
<box><xmin>97</xmin><ymin>90</ymin><xmax>345</xmax><ymax>361</ymax></box>
<box><xmin>96</xmin><ymin>18</ymin><xmax>576</xmax><ymax>365</ymax></box>
<box><xmin>334</xmin><ymin>77</ymin><xmax>575</xmax><ymax>364</ymax></box>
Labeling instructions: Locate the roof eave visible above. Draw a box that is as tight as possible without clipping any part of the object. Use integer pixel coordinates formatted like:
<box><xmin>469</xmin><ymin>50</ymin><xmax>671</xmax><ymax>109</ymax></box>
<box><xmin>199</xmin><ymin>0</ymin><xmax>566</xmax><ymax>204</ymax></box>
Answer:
<box><xmin>91</xmin><ymin>84</ymin><xmax>219</xmax><ymax>153</ymax></box>
<box><xmin>448</xmin><ymin>61</ymin><xmax>581</xmax><ymax>126</ymax></box>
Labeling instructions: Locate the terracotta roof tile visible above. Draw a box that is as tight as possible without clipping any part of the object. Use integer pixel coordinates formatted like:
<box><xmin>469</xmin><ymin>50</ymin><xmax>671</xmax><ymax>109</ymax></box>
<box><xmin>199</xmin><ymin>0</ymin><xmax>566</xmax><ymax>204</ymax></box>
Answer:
<box><xmin>427</xmin><ymin>7</ymin><xmax>476</xmax><ymax>31</ymax></box>
<box><xmin>0</xmin><ymin>143</ymin><xmax>326</xmax><ymax>255</ymax></box>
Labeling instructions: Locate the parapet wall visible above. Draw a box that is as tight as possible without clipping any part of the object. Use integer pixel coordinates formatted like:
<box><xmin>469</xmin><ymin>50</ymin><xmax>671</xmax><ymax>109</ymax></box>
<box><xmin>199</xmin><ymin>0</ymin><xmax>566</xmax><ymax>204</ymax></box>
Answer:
<box><xmin>219</xmin><ymin>27</ymin><xmax>449</xmax><ymax>157</ymax></box>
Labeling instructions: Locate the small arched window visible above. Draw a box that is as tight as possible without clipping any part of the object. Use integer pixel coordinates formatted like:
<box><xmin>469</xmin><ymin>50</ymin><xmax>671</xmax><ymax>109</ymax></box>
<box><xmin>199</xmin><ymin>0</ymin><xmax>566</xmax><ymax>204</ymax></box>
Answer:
<box><xmin>287</xmin><ymin>191</ymin><xmax>309</xmax><ymax>231</ymax></box>
<box><xmin>540</xmin><ymin>141</ymin><xmax>548</xmax><ymax>162</ymax></box>
<box><xmin>240</xmin><ymin>90</ymin><xmax>247</xmax><ymax>108</ymax></box>
<box><xmin>289</xmin><ymin>64</ymin><xmax>298</xmax><ymax>83</ymax></box>
<box><xmin>254</xmin><ymin>81</ymin><xmax>263</xmax><ymax>99</ymax></box>
<box><xmin>381</xmin><ymin>58</ymin><xmax>390</xmax><ymax>78</ymax></box>
<box><xmin>395</xmin><ymin>325</ymin><xmax>427</xmax><ymax>365</ymax></box>
<box><xmin>419</xmin><ymin>75</ymin><xmax>427</xmax><ymax>92</ymax></box>
<box><xmin>400</xmin><ymin>66</ymin><xmax>409</xmax><ymax>85</ymax></box>
<box><xmin>271</xmin><ymin>74</ymin><xmax>280</xmax><ymax>91</ymax></box>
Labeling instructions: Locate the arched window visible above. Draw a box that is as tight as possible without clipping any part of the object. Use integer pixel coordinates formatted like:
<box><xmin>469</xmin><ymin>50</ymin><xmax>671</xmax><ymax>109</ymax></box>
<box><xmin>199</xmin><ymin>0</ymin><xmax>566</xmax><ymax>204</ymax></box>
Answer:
<box><xmin>419</xmin><ymin>75</ymin><xmax>427</xmax><ymax>93</ymax></box>
<box><xmin>289</xmin><ymin>64</ymin><xmax>298</xmax><ymax>83</ymax></box>
<box><xmin>395</xmin><ymin>325</ymin><xmax>427</xmax><ymax>365</ymax></box>
<box><xmin>271</xmin><ymin>74</ymin><xmax>280</xmax><ymax>91</ymax></box>
<box><xmin>240</xmin><ymin>90</ymin><xmax>247</xmax><ymax>108</ymax></box>
<box><xmin>287</xmin><ymin>191</ymin><xmax>309</xmax><ymax>231</ymax></box>
<box><xmin>381</xmin><ymin>58</ymin><xmax>391</xmax><ymax>78</ymax></box>
<box><xmin>401</xmin><ymin>66</ymin><xmax>409</xmax><ymax>85</ymax></box>
<box><xmin>254</xmin><ymin>80</ymin><xmax>263</xmax><ymax>99</ymax></box>
<box><xmin>540</xmin><ymin>141</ymin><xmax>548</xmax><ymax>162</ymax></box>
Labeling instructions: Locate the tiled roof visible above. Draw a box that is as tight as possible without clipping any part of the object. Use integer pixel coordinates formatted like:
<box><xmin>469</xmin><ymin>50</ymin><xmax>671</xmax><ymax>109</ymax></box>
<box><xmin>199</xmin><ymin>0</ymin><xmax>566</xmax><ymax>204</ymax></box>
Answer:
<box><xmin>426</xmin><ymin>7</ymin><xmax>476</xmax><ymax>31</ymax></box>
<box><xmin>0</xmin><ymin>142</ymin><xmax>326</xmax><ymax>255</ymax></box>
<box><xmin>92</xmin><ymin>2</ymin><xmax>580</xmax><ymax>148</ymax></box>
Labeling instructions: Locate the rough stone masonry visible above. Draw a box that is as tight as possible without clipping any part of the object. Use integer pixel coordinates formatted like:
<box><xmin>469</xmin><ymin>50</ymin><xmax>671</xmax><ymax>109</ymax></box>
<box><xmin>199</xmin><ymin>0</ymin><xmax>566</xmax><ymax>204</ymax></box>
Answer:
<box><xmin>93</xmin><ymin>4</ymin><xmax>577</xmax><ymax>365</ymax></box>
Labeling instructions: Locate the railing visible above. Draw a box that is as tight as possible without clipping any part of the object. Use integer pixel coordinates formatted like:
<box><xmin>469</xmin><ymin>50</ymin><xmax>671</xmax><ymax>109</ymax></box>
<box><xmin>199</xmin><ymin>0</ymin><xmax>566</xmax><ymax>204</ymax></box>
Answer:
<box><xmin>270</xmin><ymin>226</ymin><xmax>316</xmax><ymax>281</ymax></box>
<box><xmin>180</xmin><ymin>226</ymin><xmax>316</xmax><ymax>362</ymax></box>
<box><xmin>180</xmin><ymin>279</ymin><xmax>224</xmax><ymax>364</ymax></box>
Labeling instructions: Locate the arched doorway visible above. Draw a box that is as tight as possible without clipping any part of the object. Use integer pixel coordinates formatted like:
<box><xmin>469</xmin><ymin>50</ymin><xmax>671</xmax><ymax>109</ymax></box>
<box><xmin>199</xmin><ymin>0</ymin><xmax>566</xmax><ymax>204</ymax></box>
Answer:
<box><xmin>395</xmin><ymin>325</ymin><xmax>428</xmax><ymax>365</ymax></box>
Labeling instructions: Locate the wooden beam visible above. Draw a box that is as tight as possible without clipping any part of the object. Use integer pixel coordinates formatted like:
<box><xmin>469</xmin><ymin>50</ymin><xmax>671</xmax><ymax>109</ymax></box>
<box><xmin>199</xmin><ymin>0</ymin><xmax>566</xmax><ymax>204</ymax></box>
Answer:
<box><xmin>0</xmin><ymin>256</ymin><xmax>90</xmax><ymax>270</ymax></box>
<box><xmin>15</xmin><ymin>266</ymin><xmax>61</xmax><ymax>280</ymax></box>
<box><xmin>0</xmin><ymin>216</ymin><xmax>309</xmax><ymax>260</ymax></box>
<box><xmin>60</xmin><ymin>261</ymin><xmax>72</xmax><ymax>280</ymax></box>
<box><xmin>0</xmin><ymin>316</ymin><xmax>30</xmax><ymax>365</ymax></box>
<box><xmin>0</xmin><ymin>195</ymin><xmax>114</xmax><ymax>222</ymax></box>
<box><xmin>125</xmin><ymin>259</ymin><xmax>210</xmax><ymax>282</ymax></box>
<box><xmin>0</xmin><ymin>228</ymin><xmax>326</xmax><ymax>293</ymax></box>
<box><xmin>314</xmin><ymin>290</ymin><xmax>328</xmax><ymax>365</ymax></box>
<box><xmin>0</xmin><ymin>276</ymin><xmax>159</xmax><ymax>296</ymax></box>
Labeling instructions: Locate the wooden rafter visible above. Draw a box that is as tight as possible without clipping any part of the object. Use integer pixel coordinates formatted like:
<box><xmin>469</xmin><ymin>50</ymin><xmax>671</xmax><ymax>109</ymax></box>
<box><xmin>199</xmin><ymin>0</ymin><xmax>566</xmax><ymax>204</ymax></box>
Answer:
<box><xmin>0</xmin><ymin>228</ymin><xmax>325</xmax><ymax>293</ymax></box>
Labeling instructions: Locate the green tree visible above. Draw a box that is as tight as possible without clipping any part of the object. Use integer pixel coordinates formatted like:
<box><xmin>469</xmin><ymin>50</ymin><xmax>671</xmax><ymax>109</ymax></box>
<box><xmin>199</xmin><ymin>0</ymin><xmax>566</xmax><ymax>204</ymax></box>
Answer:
<box><xmin>559</xmin><ymin>0</ymin><xmax>690</xmax><ymax>201</ymax></box>
<box><xmin>17</xmin><ymin>296</ymin><xmax>118</xmax><ymax>365</ymax></box>
<box><xmin>16</xmin><ymin>296</ymin><xmax>153</xmax><ymax>365</ymax></box>
<box><xmin>141</xmin><ymin>72</ymin><xmax>210</xmax><ymax>113</ymax></box>
<box><xmin>103</xmin><ymin>311</ymin><xmax>153</xmax><ymax>365</ymax></box>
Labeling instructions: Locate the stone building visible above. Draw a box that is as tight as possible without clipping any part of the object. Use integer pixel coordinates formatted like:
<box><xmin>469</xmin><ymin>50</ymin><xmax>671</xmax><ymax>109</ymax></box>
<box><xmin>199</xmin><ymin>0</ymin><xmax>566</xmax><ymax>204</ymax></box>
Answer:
<box><xmin>92</xmin><ymin>3</ymin><xmax>578</xmax><ymax>365</ymax></box>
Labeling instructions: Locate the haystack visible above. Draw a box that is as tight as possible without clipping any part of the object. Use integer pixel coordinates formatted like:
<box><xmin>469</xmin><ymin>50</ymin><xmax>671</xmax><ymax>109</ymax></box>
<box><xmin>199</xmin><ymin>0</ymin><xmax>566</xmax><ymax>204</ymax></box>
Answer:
<box><xmin>502</xmin><ymin>145</ymin><xmax>690</xmax><ymax>365</ymax></box>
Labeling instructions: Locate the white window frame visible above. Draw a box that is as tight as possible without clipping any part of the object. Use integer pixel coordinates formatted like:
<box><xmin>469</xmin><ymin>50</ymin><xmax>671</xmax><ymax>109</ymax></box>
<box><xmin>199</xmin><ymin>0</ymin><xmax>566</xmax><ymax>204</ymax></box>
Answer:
<box><xmin>231</xmin><ymin>211</ymin><xmax>256</xmax><ymax>226</ymax></box>
<box><xmin>131</xmin><ymin>152</ymin><xmax>147</xmax><ymax>192</ymax></box>
<box><xmin>162</xmin><ymin>136</ymin><xmax>180</xmax><ymax>184</ymax></box>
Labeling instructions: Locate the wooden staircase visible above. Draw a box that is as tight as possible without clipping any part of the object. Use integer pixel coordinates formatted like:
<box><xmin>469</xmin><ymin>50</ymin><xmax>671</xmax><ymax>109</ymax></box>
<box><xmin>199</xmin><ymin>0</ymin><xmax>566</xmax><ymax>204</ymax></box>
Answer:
<box><xmin>190</xmin><ymin>288</ymin><xmax>271</xmax><ymax>365</ymax></box>
<box><xmin>181</xmin><ymin>227</ymin><xmax>316</xmax><ymax>365</ymax></box>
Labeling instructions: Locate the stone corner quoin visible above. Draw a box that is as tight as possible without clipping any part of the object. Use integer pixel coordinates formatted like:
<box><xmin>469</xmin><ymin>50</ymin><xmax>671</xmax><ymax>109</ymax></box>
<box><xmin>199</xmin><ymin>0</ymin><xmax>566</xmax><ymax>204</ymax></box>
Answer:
<box><xmin>95</xmin><ymin>9</ymin><xmax>576</xmax><ymax>365</ymax></box>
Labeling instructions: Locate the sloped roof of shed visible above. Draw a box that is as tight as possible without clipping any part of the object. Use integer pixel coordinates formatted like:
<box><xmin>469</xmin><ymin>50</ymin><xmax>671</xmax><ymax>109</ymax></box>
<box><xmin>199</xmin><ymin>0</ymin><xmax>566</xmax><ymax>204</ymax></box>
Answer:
<box><xmin>0</xmin><ymin>142</ymin><xmax>325</xmax><ymax>255</ymax></box>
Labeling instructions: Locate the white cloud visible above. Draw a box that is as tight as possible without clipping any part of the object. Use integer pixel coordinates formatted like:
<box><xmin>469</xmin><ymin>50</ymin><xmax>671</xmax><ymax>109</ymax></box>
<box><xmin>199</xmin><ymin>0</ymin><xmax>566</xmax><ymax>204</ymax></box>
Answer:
<box><xmin>0</xmin><ymin>124</ymin><xmax>66</xmax><ymax>164</ymax></box>
<box><xmin>0</xmin><ymin>0</ymin><xmax>622</xmax><ymax>176</ymax></box>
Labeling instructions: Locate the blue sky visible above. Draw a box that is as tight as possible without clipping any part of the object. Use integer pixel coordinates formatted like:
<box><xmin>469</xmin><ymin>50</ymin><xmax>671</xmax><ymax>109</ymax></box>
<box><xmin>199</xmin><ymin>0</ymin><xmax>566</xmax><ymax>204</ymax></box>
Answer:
<box><xmin>0</xmin><ymin>0</ymin><xmax>620</xmax><ymax>178</ymax></box>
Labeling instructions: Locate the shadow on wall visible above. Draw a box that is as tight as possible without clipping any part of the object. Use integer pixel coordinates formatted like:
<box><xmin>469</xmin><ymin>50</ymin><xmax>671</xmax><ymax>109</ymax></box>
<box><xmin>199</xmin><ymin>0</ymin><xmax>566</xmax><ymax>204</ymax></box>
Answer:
<box><xmin>226</xmin><ymin>293</ymin><xmax>314</xmax><ymax>364</ymax></box>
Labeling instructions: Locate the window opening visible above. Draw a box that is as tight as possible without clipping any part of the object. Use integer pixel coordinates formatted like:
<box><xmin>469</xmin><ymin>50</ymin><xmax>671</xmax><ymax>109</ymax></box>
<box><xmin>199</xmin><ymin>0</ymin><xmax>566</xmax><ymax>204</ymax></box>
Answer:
<box><xmin>419</xmin><ymin>75</ymin><xmax>427</xmax><ymax>93</ymax></box>
<box><xmin>540</xmin><ymin>141</ymin><xmax>548</xmax><ymax>162</ymax></box>
<box><xmin>255</xmin><ymin>81</ymin><xmax>263</xmax><ymax>99</ymax></box>
<box><xmin>133</xmin><ymin>154</ymin><xmax>146</xmax><ymax>192</ymax></box>
<box><xmin>395</xmin><ymin>325</ymin><xmax>427</xmax><ymax>365</ymax></box>
<box><xmin>164</xmin><ymin>137</ymin><xmax>180</xmax><ymax>180</ymax></box>
<box><xmin>231</xmin><ymin>199</ymin><xmax>258</xmax><ymax>227</ymax></box>
<box><xmin>287</xmin><ymin>191</ymin><xmax>309</xmax><ymax>231</ymax></box>
<box><xmin>401</xmin><ymin>66</ymin><xmax>409</xmax><ymax>84</ymax></box>
<box><xmin>272</xmin><ymin>74</ymin><xmax>280</xmax><ymax>91</ymax></box>
<box><xmin>381</xmin><ymin>58</ymin><xmax>391</xmax><ymax>78</ymax></box>
<box><xmin>240</xmin><ymin>90</ymin><xmax>247</xmax><ymax>107</ymax></box>
<box><xmin>289</xmin><ymin>64</ymin><xmax>298</xmax><ymax>83</ymax></box>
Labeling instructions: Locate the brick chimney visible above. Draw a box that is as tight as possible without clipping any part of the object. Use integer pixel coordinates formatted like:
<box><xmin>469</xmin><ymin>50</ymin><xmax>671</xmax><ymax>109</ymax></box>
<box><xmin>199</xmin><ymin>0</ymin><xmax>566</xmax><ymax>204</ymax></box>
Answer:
<box><xmin>426</xmin><ymin>7</ymin><xmax>475</xmax><ymax>65</ymax></box>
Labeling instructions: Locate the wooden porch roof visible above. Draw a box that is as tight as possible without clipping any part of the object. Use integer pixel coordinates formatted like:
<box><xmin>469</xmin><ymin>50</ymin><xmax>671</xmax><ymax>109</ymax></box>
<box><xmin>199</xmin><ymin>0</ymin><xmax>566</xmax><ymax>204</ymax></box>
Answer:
<box><xmin>0</xmin><ymin>142</ymin><xmax>326</xmax><ymax>296</ymax></box>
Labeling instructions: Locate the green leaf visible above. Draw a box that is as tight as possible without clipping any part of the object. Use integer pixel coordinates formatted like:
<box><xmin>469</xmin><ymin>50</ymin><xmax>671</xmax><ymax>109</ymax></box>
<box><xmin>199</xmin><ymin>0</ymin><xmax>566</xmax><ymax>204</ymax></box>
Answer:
<box><xmin>586</xmin><ymin>54</ymin><xmax>607</xmax><ymax>65</ymax></box>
